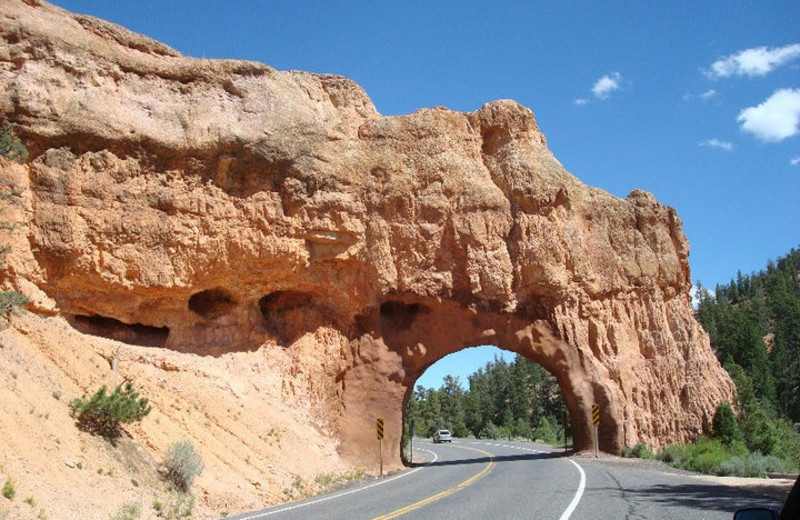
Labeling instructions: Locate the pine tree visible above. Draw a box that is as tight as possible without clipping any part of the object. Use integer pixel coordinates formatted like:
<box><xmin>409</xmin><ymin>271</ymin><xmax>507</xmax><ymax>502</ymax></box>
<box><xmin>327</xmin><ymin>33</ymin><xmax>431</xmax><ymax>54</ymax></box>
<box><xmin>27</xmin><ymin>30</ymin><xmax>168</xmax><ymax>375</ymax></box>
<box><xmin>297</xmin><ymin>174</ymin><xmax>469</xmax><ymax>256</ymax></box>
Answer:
<box><xmin>70</xmin><ymin>382</ymin><xmax>152</xmax><ymax>439</ymax></box>
<box><xmin>712</xmin><ymin>402</ymin><xmax>741</xmax><ymax>446</ymax></box>
<box><xmin>696</xmin><ymin>247</ymin><xmax>800</xmax><ymax>422</ymax></box>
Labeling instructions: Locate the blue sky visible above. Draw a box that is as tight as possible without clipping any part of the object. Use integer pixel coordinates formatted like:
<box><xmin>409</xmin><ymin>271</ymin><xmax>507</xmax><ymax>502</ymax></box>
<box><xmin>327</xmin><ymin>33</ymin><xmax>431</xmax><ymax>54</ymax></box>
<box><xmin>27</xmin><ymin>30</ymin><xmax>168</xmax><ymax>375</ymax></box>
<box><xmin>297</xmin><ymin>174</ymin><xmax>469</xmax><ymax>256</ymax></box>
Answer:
<box><xmin>51</xmin><ymin>1</ymin><xmax>799</xmax><ymax>389</ymax></box>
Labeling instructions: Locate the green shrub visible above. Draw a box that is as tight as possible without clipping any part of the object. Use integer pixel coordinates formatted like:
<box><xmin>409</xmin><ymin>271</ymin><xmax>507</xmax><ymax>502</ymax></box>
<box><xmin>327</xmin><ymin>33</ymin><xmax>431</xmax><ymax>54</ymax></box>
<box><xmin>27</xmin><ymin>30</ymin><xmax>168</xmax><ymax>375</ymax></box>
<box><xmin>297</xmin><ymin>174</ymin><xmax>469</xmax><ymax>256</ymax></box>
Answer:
<box><xmin>622</xmin><ymin>442</ymin><xmax>654</xmax><ymax>459</ymax></box>
<box><xmin>694</xmin><ymin>446</ymin><xmax>731</xmax><ymax>474</ymax></box>
<box><xmin>153</xmin><ymin>493</ymin><xmax>194</xmax><ymax>519</ymax></box>
<box><xmin>513</xmin><ymin>417</ymin><xmax>533</xmax><ymax>440</ymax></box>
<box><xmin>771</xmin><ymin>419</ymin><xmax>800</xmax><ymax>470</ymax></box>
<box><xmin>657</xmin><ymin>436</ymin><xmax>757</xmax><ymax>474</ymax></box>
<box><xmin>0</xmin><ymin>291</ymin><xmax>27</xmax><ymax>324</ymax></box>
<box><xmin>533</xmin><ymin>416</ymin><xmax>558</xmax><ymax>444</ymax></box>
<box><xmin>715</xmin><ymin>452</ymin><xmax>789</xmax><ymax>478</ymax></box>
<box><xmin>712</xmin><ymin>402</ymin><xmax>742</xmax><ymax>446</ymax></box>
<box><xmin>739</xmin><ymin>404</ymin><xmax>777</xmax><ymax>454</ymax></box>
<box><xmin>314</xmin><ymin>469</ymin><xmax>365</xmax><ymax>493</ymax></box>
<box><xmin>1</xmin><ymin>478</ymin><xmax>14</xmax><ymax>501</ymax></box>
<box><xmin>110</xmin><ymin>502</ymin><xmax>141</xmax><ymax>520</ymax></box>
<box><xmin>70</xmin><ymin>382</ymin><xmax>152</xmax><ymax>439</ymax></box>
<box><xmin>478</xmin><ymin>421</ymin><xmax>501</xmax><ymax>440</ymax></box>
<box><xmin>162</xmin><ymin>440</ymin><xmax>203</xmax><ymax>493</ymax></box>
<box><xmin>0</xmin><ymin>123</ymin><xmax>28</xmax><ymax>164</ymax></box>
<box><xmin>659</xmin><ymin>438</ymin><xmax>719</xmax><ymax>473</ymax></box>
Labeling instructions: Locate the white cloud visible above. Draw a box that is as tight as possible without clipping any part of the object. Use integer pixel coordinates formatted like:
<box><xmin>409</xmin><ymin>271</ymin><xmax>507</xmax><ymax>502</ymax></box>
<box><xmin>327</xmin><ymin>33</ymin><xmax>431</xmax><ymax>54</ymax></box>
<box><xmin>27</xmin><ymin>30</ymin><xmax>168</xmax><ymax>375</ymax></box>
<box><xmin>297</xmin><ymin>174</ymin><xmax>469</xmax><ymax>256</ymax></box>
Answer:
<box><xmin>690</xmin><ymin>284</ymin><xmax>714</xmax><ymax>310</ymax></box>
<box><xmin>700</xmin><ymin>89</ymin><xmax>718</xmax><ymax>101</ymax></box>
<box><xmin>574</xmin><ymin>98</ymin><xmax>589</xmax><ymax>106</ymax></box>
<box><xmin>698</xmin><ymin>138</ymin><xmax>734</xmax><ymax>151</ymax></box>
<box><xmin>737</xmin><ymin>88</ymin><xmax>800</xmax><ymax>142</ymax></box>
<box><xmin>592</xmin><ymin>72</ymin><xmax>623</xmax><ymax>99</ymax></box>
<box><xmin>706</xmin><ymin>43</ymin><xmax>800</xmax><ymax>78</ymax></box>
<box><xmin>791</xmin><ymin>156</ymin><xmax>800</xmax><ymax>166</ymax></box>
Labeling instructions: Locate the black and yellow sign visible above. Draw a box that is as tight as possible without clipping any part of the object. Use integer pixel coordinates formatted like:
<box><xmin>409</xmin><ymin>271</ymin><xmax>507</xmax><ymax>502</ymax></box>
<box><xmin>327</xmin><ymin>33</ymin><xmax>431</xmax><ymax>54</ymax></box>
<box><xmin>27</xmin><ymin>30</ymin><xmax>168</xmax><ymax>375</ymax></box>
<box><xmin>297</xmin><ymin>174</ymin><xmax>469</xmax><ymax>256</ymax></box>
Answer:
<box><xmin>592</xmin><ymin>404</ymin><xmax>600</xmax><ymax>426</ymax></box>
<box><xmin>376</xmin><ymin>418</ymin><xmax>384</xmax><ymax>440</ymax></box>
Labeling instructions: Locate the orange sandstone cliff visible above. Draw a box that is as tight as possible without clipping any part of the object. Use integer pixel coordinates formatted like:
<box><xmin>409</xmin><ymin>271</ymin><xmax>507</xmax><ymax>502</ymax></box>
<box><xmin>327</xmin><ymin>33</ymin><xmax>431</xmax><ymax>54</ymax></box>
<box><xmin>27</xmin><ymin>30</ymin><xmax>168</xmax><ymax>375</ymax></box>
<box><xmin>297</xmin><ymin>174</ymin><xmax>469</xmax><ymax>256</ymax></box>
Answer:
<box><xmin>0</xmin><ymin>1</ymin><xmax>735</xmax><ymax>518</ymax></box>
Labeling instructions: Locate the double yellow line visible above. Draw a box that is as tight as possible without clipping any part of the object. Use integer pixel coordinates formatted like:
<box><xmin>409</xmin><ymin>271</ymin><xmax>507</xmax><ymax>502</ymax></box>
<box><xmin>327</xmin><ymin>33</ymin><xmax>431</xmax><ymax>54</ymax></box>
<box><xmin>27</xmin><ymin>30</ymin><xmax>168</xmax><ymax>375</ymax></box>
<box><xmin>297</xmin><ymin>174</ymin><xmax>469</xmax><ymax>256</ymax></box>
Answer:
<box><xmin>370</xmin><ymin>445</ymin><xmax>496</xmax><ymax>520</ymax></box>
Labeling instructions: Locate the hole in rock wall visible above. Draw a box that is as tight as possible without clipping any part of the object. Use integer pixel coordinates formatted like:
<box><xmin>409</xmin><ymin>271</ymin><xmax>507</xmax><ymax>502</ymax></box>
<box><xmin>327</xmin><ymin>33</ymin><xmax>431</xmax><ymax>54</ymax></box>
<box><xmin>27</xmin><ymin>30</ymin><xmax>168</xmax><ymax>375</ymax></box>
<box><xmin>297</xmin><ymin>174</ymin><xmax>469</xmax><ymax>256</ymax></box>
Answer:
<box><xmin>259</xmin><ymin>291</ymin><xmax>317</xmax><ymax>345</ymax></box>
<box><xmin>209</xmin><ymin>154</ymin><xmax>296</xmax><ymax>199</ymax></box>
<box><xmin>188</xmin><ymin>288</ymin><xmax>236</xmax><ymax>319</ymax></box>
<box><xmin>380</xmin><ymin>300</ymin><xmax>429</xmax><ymax>331</ymax></box>
<box><xmin>71</xmin><ymin>315</ymin><xmax>169</xmax><ymax>348</ymax></box>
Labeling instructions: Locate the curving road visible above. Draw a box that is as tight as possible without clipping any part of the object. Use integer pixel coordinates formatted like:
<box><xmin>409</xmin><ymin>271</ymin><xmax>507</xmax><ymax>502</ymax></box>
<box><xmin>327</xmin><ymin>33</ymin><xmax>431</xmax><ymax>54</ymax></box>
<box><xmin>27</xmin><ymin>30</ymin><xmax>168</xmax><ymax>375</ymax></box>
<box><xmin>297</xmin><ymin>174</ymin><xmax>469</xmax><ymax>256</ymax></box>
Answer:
<box><xmin>227</xmin><ymin>439</ymin><xmax>787</xmax><ymax>520</ymax></box>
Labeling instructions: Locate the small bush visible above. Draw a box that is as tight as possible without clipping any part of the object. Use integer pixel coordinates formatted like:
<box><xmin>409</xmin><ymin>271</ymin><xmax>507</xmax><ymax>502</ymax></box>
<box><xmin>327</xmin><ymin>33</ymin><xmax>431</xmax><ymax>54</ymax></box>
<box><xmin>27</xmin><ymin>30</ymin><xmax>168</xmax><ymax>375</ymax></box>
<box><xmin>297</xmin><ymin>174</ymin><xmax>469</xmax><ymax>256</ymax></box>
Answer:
<box><xmin>655</xmin><ymin>436</ymin><xmax>777</xmax><ymax>475</ymax></box>
<box><xmin>771</xmin><ymin>419</ymin><xmax>800</xmax><ymax>470</ymax></box>
<box><xmin>478</xmin><ymin>421</ymin><xmax>501</xmax><ymax>440</ymax></box>
<box><xmin>0</xmin><ymin>123</ymin><xmax>28</xmax><ymax>164</ymax></box>
<box><xmin>740</xmin><ymin>404</ymin><xmax>778</xmax><ymax>455</ymax></box>
<box><xmin>153</xmin><ymin>494</ymin><xmax>193</xmax><ymax>519</ymax></box>
<box><xmin>0</xmin><ymin>291</ymin><xmax>27</xmax><ymax>320</ymax></box>
<box><xmin>1</xmin><ymin>478</ymin><xmax>14</xmax><ymax>501</ymax></box>
<box><xmin>283</xmin><ymin>475</ymin><xmax>310</xmax><ymax>501</ymax></box>
<box><xmin>533</xmin><ymin>416</ymin><xmax>558</xmax><ymax>444</ymax></box>
<box><xmin>622</xmin><ymin>442</ymin><xmax>654</xmax><ymax>459</ymax></box>
<box><xmin>712</xmin><ymin>402</ymin><xmax>741</xmax><ymax>446</ymax></box>
<box><xmin>314</xmin><ymin>469</ymin><xmax>365</xmax><ymax>493</ymax></box>
<box><xmin>716</xmin><ymin>452</ymin><xmax>789</xmax><ymax>478</ymax></box>
<box><xmin>110</xmin><ymin>502</ymin><xmax>141</xmax><ymax>520</ymax></box>
<box><xmin>162</xmin><ymin>440</ymin><xmax>203</xmax><ymax>493</ymax></box>
<box><xmin>70</xmin><ymin>382</ymin><xmax>152</xmax><ymax>440</ymax></box>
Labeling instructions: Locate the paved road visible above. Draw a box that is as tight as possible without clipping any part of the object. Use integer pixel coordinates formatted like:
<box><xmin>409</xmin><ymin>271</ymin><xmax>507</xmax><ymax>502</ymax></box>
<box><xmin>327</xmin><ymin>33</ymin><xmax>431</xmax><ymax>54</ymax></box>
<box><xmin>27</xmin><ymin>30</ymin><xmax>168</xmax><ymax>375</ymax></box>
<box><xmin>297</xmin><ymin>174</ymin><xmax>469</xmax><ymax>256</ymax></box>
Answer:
<box><xmin>227</xmin><ymin>439</ymin><xmax>788</xmax><ymax>520</ymax></box>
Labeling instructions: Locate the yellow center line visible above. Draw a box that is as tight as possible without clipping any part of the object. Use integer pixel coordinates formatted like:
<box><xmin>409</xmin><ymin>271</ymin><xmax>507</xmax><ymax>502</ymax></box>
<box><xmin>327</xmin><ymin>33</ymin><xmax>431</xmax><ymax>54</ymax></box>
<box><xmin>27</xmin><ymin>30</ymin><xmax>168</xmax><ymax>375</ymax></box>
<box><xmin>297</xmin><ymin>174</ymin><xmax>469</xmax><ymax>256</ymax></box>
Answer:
<box><xmin>369</xmin><ymin>445</ymin><xmax>496</xmax><ymax>520</ymax></box>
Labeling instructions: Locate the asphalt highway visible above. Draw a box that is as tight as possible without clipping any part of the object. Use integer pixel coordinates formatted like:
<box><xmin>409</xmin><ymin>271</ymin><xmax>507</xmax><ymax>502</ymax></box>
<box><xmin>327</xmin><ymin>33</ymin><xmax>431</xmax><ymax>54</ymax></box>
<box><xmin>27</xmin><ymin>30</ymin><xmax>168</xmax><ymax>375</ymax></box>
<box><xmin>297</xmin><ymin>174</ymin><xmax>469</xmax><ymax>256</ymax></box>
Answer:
<box><xmin>227</xmin><ymin>439</ymin><xmax>788</xmax><ymax>520</ymax></box>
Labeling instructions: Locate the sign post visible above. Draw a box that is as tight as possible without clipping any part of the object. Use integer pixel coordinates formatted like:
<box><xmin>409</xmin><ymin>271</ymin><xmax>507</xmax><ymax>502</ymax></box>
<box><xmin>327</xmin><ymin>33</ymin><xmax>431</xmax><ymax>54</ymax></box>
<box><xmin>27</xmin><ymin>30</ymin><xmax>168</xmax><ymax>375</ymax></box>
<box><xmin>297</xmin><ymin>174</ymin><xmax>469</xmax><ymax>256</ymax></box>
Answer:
<box><xmin>409</xmin><ymin>419</ymin><xmax>415</xmax><ymax>465</ymax></box>
<box><xmin>377</xmin><ymin>418</ymin><xmax>384</xmax><ymax>476</ymax></box>
<box><xmin>592</xmin><ymin>404</ymin><xmax>600</xmax><ymax>458</ymax></box>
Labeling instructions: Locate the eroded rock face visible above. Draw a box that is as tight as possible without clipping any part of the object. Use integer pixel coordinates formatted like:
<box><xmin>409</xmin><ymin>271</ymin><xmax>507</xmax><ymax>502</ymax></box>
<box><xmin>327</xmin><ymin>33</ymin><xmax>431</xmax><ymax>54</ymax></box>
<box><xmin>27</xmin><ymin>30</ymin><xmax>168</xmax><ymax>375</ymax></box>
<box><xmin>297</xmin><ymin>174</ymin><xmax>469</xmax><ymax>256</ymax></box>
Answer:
<box><xmin>0</xmin><ymin>0</ymin><xmax>734</xmax><ymax>465</ymax></box>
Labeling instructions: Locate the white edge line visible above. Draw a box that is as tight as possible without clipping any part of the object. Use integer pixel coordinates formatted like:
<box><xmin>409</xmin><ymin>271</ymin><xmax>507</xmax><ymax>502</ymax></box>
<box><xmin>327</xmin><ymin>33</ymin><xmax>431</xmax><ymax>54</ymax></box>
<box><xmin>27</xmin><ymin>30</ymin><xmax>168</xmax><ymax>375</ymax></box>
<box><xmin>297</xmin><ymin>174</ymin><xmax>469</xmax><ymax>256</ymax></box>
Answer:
<box><xmin>469</xmin><ymin>440</ymin><xmax>585</xmax><ymax>520</ymax></box>
<box><xmin>235</xmin><ymin>448</ymin><xmax>439</xmax><ymax>520</ymax></box>
<box><xmin>558</xmin><ymin>459</ymin><xmax>586</xmax><ymax>520</ymax></box>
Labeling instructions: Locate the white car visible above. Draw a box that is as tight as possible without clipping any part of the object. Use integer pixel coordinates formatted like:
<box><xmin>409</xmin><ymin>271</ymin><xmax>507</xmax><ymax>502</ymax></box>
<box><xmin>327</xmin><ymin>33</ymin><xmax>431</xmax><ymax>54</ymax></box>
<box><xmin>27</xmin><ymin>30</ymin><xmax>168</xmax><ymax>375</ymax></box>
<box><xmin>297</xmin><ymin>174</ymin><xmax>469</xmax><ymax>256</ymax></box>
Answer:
<box><xmin>433</xmin><ymin>429</ymin><xmax>452</xmax><ymax>443</ymax></box>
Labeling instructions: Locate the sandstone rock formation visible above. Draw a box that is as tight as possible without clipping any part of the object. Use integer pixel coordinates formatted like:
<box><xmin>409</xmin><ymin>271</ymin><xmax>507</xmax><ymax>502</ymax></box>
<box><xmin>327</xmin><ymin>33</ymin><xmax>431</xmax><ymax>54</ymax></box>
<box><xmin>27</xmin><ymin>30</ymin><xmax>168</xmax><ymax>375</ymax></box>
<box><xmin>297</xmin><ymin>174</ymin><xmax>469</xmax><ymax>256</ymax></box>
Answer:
<box><xmin>1</xmin><ymin>0</ymin><xmax>735</xmax><ymax>478</ymax></box>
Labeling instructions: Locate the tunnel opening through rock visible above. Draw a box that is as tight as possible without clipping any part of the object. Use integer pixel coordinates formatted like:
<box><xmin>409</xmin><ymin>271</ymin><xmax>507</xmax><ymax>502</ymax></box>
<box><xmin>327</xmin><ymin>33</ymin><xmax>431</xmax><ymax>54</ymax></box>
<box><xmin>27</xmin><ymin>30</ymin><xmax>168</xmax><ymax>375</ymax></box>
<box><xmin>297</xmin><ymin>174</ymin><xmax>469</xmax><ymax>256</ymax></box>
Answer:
<box><xmin>401</xmin><ymin>345</ymin><xmax>572</xmax><ymax>462</ymax></box>
<box><xmin>70</xmin><ymin>314</ymin><xmax>169</xmax><ymax>348</ymax></box>
<box><xmin>188</xmin><ymin>288</ymin><xmax>236</xmax><ymax>319</ymax></box>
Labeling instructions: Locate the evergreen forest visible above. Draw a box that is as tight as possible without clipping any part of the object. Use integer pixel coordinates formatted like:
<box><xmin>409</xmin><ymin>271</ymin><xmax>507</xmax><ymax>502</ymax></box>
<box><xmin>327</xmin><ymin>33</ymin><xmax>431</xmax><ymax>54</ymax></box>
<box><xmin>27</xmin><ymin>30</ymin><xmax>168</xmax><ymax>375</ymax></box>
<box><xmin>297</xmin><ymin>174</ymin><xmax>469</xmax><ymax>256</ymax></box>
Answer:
<box><xmin>695</xmin><ymin>247</ymin><xmax>800</xmax><ymax>425</ymax></box>
<box><xmin>405</xmin><ymin>357</ymin><xmax>568</xmax><ymax>444</ymax></box>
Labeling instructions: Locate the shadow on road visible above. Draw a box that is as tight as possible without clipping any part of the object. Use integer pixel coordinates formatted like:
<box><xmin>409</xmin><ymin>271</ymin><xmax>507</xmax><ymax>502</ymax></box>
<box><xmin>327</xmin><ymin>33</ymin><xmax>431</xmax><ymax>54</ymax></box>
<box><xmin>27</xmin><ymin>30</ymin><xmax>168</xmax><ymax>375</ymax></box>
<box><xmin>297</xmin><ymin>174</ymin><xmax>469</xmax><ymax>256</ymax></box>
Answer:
<box><xmin>411</xmin><ymin>450</ymin><xmax>564</xmax><ymax>468</ymax></box>
<box><xmin>622</xmin><ymin>482</ymin><xmax>787</xmax><ymax>514</ymax></box>
<box><xmin>408</xmin><ymin>444</ymin><xmax>793</xmax><ymax>515</ymax></box>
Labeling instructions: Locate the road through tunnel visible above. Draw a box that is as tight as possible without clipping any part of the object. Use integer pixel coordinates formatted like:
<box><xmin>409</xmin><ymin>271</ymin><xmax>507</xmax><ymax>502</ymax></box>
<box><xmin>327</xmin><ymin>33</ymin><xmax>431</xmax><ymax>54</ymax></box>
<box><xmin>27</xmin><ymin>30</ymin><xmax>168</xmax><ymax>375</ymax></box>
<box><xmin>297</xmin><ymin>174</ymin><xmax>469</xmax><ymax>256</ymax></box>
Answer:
<box><xmin>401</xmin><ymin>345</ymin><xmax>573</xmax><ymax>458</ymax></box>
<box><xmin>337</xmin><ymin>296</ymin><xmax>624</xmax><ymax>470</ymax></box>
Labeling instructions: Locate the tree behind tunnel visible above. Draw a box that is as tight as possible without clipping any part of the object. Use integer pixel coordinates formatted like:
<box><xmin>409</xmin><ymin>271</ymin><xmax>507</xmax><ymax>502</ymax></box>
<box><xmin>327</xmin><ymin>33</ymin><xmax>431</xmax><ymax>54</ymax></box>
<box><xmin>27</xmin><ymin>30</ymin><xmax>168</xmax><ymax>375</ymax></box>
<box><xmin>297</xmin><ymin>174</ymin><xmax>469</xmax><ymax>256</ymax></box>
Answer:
<box><xmin>407</xmin><ymin>355</ymin><xmax>569</xmax><ymax>442</ymax></box>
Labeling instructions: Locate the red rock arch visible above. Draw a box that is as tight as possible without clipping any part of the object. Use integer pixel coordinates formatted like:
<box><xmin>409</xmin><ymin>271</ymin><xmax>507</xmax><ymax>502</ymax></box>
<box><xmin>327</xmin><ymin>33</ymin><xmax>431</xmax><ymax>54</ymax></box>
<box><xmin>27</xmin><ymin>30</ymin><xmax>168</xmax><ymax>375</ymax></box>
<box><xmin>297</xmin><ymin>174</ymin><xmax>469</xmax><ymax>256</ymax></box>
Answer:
<box><xmin>336</xmin><ymin>289</ymin><xmax>731</xmax><ymax>468</ymax></box>
<box><xmin>0</xmin><ymin>1</ymin><xmax>735</xmax><ymax>471</ymax></box>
